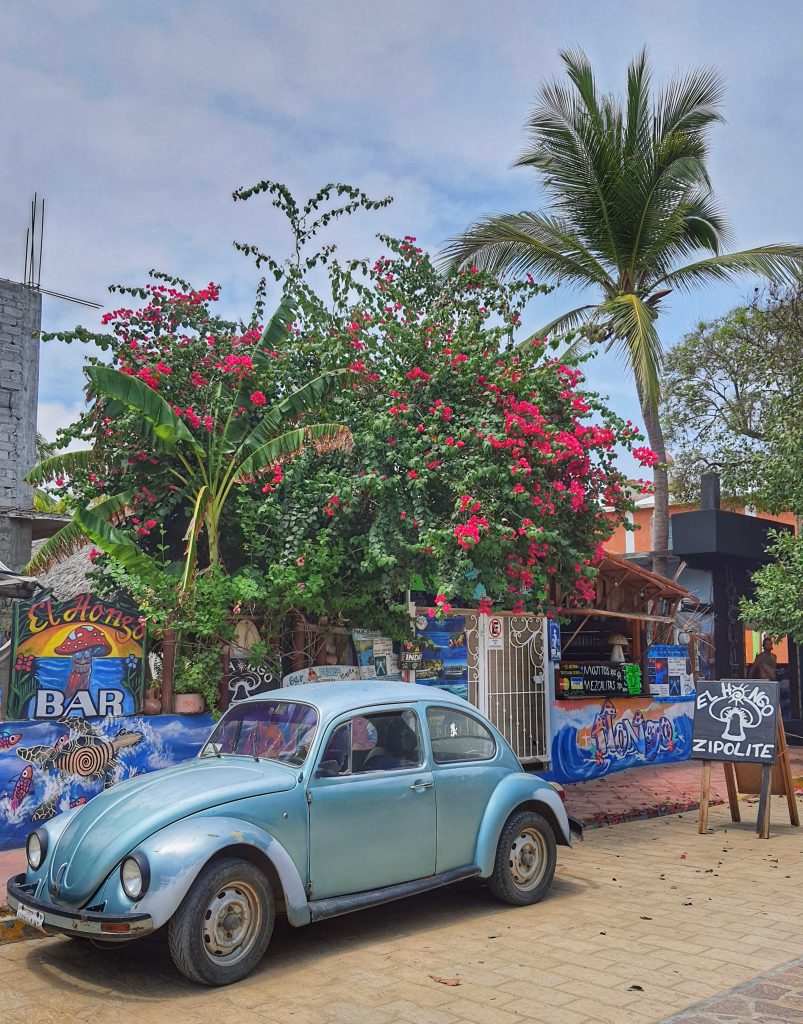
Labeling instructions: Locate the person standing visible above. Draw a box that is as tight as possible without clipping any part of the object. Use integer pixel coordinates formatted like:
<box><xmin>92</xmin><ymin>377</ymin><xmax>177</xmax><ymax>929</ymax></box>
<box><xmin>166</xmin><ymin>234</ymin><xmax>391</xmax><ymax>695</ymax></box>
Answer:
<box><xmin>750</xmin><ymin>637</ymin><xmax>778</xmax><ymax>680</ymax></box>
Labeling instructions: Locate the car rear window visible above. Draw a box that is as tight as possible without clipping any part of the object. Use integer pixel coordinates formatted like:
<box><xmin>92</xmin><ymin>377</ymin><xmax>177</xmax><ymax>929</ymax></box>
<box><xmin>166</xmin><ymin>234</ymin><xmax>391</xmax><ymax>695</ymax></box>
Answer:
<box><xmin>200</xmin><ymin>700</ymin><xmax>318</xmax><ymax>766</ymax></box>
<box><xmin>426</xmin><ymin>707</ymin><xmax>496</xmax><ymax>764</ymax></box>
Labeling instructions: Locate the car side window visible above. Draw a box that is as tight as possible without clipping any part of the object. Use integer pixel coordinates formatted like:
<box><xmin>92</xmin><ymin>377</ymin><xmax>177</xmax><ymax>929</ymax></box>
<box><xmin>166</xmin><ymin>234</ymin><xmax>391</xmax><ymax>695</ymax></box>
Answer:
<box><xmin>426</xmin><ymin>707</ymin><xmax>496</xmax><ymax>764</ymax></box>
<box><xmin>317</xmin><ymin>710</ymin><xmax>423</xmax><ymax>777</ymax></box>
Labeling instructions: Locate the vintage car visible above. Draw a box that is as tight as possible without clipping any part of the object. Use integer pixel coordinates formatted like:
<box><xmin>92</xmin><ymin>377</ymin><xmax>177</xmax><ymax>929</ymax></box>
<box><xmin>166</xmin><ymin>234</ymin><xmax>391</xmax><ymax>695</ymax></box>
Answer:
<box><xmin>8</xmin><ymin>681</ymin><xmax>580</xmax><ymax>986</ymax></box>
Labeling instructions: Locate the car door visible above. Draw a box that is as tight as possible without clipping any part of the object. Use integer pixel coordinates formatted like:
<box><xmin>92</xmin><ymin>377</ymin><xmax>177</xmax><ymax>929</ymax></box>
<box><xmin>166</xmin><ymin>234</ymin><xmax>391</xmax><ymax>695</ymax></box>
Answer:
<box><xmin>307</xmin><ymin>705</ymin><xmax>436</xmax><ymax>900</ymax></box>
<box><xmin>425</xmin><ymin>705</ymin><xmax>509</xmax><ymax>872</ymax></box>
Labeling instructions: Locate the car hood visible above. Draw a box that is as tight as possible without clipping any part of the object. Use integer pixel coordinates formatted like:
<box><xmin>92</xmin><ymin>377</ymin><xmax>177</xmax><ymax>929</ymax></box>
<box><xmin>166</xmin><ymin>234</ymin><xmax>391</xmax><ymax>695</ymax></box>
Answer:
<box><xmin>47</xmin><ymin>757</ymin><xmax>297</xmax><ymax>907</ymax></box>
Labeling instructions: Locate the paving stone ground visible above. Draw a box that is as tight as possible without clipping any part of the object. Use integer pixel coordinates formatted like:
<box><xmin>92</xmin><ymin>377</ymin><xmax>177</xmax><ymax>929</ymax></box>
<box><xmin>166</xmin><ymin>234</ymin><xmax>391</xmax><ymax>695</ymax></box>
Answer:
<box><xmin>1</xmin><ymin>797</ymin><xmax>801</xmax><ymax>1024</ymax></box>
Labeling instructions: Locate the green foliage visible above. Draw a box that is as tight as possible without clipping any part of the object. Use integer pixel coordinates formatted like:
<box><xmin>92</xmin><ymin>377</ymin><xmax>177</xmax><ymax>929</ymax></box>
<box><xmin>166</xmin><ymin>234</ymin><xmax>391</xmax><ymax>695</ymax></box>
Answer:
<box><xmin>741</xmin><ymin>531</ymin><xmax>803</xmax><ymax>644</ymax></box>
<box><xmin>663</xmin><ymin>286</ymin><xmax>803</xmax><ymax>508</ymax></box>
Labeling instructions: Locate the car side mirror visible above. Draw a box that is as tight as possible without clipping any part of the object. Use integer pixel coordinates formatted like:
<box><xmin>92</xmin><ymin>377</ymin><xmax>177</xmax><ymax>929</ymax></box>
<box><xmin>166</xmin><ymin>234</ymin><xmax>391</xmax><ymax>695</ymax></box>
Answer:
<box><xmin>315</xmin><ymin>760</ymin><xmax>341</xmax><ymax>779</ymax></box>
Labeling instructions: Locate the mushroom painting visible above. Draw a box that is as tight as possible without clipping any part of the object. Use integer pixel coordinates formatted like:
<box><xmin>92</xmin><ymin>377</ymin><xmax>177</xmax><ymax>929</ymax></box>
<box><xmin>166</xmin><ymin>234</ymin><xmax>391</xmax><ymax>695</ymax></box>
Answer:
<box><xmin>54</xmin><ymin>625</ymin><xmax>113</xmax><ymax>698</ymax></box>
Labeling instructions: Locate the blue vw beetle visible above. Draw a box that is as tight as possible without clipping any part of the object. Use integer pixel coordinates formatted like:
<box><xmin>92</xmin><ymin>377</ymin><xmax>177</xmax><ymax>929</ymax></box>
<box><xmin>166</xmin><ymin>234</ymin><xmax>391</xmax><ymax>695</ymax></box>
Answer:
<box><xmin>8</xmin><ymin>681</ymin><xmax>580</xmax><ymax>986</ymax></box>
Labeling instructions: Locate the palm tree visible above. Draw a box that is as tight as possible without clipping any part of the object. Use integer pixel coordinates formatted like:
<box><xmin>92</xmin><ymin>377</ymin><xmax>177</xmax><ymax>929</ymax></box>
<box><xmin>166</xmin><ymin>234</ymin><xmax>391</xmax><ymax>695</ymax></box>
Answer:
<box><xmin>442</xmin><ymin>49</ymin><xmax>803</xmax><ymax>575</ymax></box>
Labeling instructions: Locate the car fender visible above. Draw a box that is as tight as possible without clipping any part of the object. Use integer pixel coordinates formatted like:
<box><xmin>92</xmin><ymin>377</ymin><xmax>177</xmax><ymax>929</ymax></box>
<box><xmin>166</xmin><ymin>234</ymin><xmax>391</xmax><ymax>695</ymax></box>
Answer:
<box><xmin>109</xmin><ymin>815</ymin><xmax>310</xmax><ymax>930</ymax></box>
<box><xmin>474</xmin><ymin>775</ymin><xmax>572</xmax><ymax>877</ymax></box>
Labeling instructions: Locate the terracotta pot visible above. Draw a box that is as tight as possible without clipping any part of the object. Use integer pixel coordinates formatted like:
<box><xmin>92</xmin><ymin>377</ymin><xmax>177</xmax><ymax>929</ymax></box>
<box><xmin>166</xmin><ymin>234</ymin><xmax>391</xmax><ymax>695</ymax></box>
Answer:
<box><xmin>174</xmin><ymin>693</ymin><xmax>205</xmax><ymax>714</ymax></box>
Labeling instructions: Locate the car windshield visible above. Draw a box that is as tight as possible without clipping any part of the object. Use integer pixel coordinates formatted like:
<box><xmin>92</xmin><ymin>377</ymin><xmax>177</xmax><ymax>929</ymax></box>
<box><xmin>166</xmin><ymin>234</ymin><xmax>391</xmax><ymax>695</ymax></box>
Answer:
<box><xmin>200</xmin><ymin>700</ymin><xmax>318</xmax><ymax>766</ymax></box>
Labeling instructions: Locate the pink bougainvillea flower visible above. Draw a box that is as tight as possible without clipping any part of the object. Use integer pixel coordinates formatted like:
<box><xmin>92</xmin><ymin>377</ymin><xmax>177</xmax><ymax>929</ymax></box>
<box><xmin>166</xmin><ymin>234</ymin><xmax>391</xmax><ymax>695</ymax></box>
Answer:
<box><xmin>250</xmin><ymin>390</ymin><xmax>267</xmax><ymax>406</ymax></box>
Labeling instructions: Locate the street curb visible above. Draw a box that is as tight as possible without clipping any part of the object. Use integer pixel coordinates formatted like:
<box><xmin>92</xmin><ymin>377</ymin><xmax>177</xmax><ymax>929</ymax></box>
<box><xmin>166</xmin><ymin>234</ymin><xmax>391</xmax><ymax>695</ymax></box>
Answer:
<box><xmin>0</xmin><ymin>915</ymin><xmax>51</xmax><ymax>945</ymax></box>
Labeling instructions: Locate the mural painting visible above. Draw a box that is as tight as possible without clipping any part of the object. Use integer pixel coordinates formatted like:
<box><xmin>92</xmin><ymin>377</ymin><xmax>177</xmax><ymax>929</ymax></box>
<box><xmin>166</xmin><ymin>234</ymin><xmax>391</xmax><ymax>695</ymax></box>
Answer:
<box><xmin>548</xmin><ymin>698</ymin><xmax>693</xmax><ymax>784</ymax></box>
<box><xmin>413</xmin><ymin>613</ymin><xmax>469</xmax><ymax>699</ymax></box>
<box><xmin>7</xmin><ymin>592</ymin><xmax>147</xmax><ymax>719</ymax></box>
<box><xmin>0</xmin><ymin>713</ymin><xmax>214</xmax><ymax>851</ymax></box>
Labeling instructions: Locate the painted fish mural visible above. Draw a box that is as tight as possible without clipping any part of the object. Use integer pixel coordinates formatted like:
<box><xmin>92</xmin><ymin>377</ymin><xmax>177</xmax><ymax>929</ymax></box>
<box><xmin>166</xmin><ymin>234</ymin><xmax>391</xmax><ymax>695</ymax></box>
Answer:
<box><xmin>16</xmin><ymin>716</ymin><xmax>144</xmax><ymax>788</ymax></box>
<box><xmin>0</xmin><ymin>732</ymin><xmax>21</xmax><ymax>750</ymax></box>
<box><xmin>9</xmin><ymin>765</ymin><xmax>34</xmax><ymax>811</ymax></box>
<box><xmin>0</xmin><ymin>714</ymin><xmax>215</xmax><ymax>852</ymax></box>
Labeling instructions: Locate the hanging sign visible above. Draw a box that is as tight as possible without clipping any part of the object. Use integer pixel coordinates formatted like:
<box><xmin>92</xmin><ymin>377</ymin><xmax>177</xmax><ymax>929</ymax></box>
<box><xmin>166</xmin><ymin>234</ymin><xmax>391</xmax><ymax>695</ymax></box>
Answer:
<box><xmin>7</xmin><ymin>592</ymin><xmax>146</xmax><ymax>720</ymax></box>
<box><xmin>487</xmin><ymin>617</ymin><xmax>504</xmax><ymax>651</ymax></box>
<box><xmin>692</xmin><ymin>679</ymin><xmax>778</xmax><ymax>764</ymax></box>
<box><xmin>547</xmin><ymin>620</ymin><xmax>562</xmax><ymax>662</ymax></box>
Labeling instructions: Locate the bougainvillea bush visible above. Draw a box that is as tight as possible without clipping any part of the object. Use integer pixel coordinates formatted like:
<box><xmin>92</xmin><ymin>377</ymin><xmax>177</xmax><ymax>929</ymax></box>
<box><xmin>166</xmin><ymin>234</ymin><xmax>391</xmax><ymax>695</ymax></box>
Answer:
<box><xmin>236</xmin><ymin>234</ymin><xmax>651</xmax><ymax>631</ymax></box>
<box><xmin>29</xmin><ymin>184</ymin><xmax>654</xmax><ymax>678</ymax></box>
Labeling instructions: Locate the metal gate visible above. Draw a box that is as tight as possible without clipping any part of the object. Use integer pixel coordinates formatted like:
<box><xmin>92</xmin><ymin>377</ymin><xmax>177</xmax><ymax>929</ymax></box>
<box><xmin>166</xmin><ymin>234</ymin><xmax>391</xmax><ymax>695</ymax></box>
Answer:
<box><xmin>414</xmin><ymin>608</ymin><xmax>551</xmax><ymax>766</ymax></box>
<box><xmin>473</xmin><ymin>613</ymin><xmax>550</xmax><ymax>764</ymax></box>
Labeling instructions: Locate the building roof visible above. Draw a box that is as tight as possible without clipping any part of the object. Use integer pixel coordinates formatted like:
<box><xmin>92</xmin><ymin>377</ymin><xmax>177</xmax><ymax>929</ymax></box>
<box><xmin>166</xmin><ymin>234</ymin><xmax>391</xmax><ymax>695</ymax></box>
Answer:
<box><xmin>31</xmin><ymin>541</ymin><xmax>94</xmax><ymax>600</ymax></box>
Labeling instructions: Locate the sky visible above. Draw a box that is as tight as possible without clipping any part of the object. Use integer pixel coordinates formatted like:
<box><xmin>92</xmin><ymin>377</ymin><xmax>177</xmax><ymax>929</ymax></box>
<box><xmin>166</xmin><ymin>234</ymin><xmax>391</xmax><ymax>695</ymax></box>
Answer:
<box><xmin>2</xmin><ymin>0</ymin><xmax>802</xmax><ymax>470</ymax></box>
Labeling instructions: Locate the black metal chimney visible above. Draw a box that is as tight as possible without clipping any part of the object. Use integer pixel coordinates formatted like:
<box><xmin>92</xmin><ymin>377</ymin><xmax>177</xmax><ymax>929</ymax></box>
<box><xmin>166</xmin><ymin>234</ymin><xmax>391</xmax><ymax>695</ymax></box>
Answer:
<box><xmin>700</xmin><ymin>472</ymin><xmax>721</xmax><ymax>510</ymax></box>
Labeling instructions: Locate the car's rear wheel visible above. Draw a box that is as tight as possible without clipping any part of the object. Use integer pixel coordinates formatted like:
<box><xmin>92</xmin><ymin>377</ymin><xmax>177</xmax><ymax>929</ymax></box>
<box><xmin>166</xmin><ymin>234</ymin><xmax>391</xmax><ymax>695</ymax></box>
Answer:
<box><xmin>488</xmin><ymin>810</ymin><xmax>556</xmax><ymax>906</ymax></box>
<box><xmin>168</xmin><ymin>857</ymin><xmax>274</xmax><ymax>985</ymax></box>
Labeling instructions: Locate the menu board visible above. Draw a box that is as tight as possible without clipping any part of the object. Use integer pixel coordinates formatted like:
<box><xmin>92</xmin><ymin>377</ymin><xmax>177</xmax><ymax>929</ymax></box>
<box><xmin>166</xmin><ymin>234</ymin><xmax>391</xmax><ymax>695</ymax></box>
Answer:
<box><xmin>557</xmin><ymin>662</ymin><xmax>631</xmax><ymax>698</ymax></box>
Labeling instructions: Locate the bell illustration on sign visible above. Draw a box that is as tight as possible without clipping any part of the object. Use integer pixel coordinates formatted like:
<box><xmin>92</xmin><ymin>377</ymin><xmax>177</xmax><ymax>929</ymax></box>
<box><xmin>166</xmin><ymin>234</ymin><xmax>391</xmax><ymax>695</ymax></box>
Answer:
<box><xmin>55</xmin><ymin>625</ymin><xmax>113</xmax><ymax>698</ymax></box>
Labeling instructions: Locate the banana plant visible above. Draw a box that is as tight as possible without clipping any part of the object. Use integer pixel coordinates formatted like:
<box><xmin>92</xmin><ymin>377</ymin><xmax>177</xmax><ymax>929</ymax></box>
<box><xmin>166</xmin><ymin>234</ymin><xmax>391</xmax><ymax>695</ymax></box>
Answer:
<box><xmin>26</xmin><ymin>368</ymin><xmax>350</xmax><ymax>588</ymax></box>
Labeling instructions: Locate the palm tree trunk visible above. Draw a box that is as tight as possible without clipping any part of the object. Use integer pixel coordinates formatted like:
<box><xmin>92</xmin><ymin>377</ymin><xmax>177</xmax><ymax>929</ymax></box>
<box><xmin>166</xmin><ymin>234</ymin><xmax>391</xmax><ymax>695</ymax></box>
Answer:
<box><xmin>636</xmin><ymin>385</ymin><xmax>670</xmax><ymax>579</ymax></box>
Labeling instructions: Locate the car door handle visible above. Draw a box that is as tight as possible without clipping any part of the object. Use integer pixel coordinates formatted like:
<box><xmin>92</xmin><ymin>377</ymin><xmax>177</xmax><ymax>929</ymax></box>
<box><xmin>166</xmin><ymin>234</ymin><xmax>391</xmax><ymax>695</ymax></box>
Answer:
<box><xmin>410</xmin><ymin>779</ymin><xmax>434</xmax><ymax>791</ymax></box>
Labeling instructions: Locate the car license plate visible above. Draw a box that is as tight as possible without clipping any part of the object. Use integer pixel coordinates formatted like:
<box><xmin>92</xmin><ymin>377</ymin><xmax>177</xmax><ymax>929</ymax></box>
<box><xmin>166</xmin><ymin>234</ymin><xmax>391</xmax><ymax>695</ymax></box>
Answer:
<box><xmin>16</xmin><ymin>903</ymin><xmax>44</xmax><ymax>930</ymax></box>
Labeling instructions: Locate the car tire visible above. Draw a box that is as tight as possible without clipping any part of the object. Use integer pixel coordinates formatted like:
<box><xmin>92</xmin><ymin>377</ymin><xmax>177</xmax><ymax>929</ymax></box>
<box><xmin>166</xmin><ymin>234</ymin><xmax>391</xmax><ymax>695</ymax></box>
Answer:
<box><xmin>488</xmin><ymin>810</ymin><xmax>557</xmax><ymax>907</ymax></box>
<box><xmin>168</xmin><ymin>857</ymin><xmax>275</xmax><ymax>986</ymax></box>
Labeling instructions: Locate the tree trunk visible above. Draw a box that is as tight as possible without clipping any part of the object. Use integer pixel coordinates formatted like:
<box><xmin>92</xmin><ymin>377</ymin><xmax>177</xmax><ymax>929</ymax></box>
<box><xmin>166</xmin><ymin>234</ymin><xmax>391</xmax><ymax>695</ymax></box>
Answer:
<box><xmin>637</xmin><ymin>386</ymin><xmax>670</xmax><ymax>579</ymax></box>
<box><xmin>161</xmin><ymin>628</ymin><xmax>178</xmax><ymax>714</ymax></box>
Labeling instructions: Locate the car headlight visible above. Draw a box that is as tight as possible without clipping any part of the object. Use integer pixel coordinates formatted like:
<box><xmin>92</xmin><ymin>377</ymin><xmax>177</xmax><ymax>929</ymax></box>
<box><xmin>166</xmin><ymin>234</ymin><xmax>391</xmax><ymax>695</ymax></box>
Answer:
<box><xmin>26</xmin><ymin>829</ymin><xmax>47</xmax><ymax>870</ymax></box>
<box><xmin>120</xmin><ymin>854</ymin><xmax>150</xmax><ymax>901</ymax></box>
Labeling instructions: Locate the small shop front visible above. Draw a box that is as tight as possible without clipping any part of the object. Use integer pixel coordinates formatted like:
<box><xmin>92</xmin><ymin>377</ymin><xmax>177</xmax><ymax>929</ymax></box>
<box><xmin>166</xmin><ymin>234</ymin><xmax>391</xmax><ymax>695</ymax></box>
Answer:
<box><xmin>546</xmin><ymin>552</ymin><xmax>699</xmax><ymax>785</ymax></box>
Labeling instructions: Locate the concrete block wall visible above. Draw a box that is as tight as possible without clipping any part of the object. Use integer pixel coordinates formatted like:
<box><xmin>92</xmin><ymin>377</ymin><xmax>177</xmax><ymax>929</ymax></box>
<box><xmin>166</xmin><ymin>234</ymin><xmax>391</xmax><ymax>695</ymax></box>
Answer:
<box><xmin>0</xmin><ymin>279</ymin><xmax>41</xmax><ymax>571</ymax></box>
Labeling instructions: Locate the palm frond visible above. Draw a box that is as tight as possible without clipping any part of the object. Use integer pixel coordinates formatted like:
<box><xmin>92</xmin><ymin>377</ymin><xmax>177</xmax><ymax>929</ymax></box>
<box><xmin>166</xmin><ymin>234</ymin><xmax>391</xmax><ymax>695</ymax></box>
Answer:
<box><xmin>518</xmin><ymin>304</ymin><xmax>599</xmax><ymax>349</ymax></box>
<box><xmin>653</xmin><ymin>245</ymin><xmax>803</xmax><ymax>292</ymax></box>
<box><xmin>24</xmin><ymin>491</ymin><xmax>133</xmax><ymax>575</ymax></box>
<box><xmin>601</xmin><ymin>293</ymin><xmax>663</xmax><ymax>407</ymax></box>
<box><xmin>440</xmin><ymin>213</ymin><xmax>611</xmax><ymax>286</ymax></box>
<box><xmin>236</xmin><ymin>424</ymin><xmax>351</xmax><ymax>482</ymax></box>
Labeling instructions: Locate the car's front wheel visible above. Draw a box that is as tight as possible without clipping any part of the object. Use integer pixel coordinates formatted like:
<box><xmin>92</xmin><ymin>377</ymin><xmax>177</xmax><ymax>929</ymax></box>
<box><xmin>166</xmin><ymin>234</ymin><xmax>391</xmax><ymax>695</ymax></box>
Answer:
<box><xmin>168</xmin><ymin>857</ymin><xmax>274</xmax><ymax>985</ymax></box>
<box><xmin>488</xmin><ymin>809</ymin><xmax>557</xmax><ymax>906</ymax></box>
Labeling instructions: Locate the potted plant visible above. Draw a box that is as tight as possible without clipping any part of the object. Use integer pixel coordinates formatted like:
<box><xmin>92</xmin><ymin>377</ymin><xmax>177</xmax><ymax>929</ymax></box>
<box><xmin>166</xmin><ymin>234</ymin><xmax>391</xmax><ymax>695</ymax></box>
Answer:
<box><xmin>173</xmin><ymin>648</ymin><xmax>221</xmax><ymax>714</ymax></box>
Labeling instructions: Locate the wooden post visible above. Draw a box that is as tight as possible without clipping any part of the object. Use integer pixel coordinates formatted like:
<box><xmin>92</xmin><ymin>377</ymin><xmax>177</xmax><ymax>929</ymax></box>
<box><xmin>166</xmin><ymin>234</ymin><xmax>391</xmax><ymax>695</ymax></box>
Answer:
<box><xmin>757</xmin><ymin>764</ymin><xmax>772</xmax><ymax>839</ymax></box>
<box><xmin>777</xmin><ymin>718</ymin><xmax>800</xmax><ymax>828</ymax></box>
<box><xmin>698</xmin><ymin>761</ymin><xmax>711</xmax><ymax>834</ymax></box>
<box><xmin>161</xmin><ymin>628</ymin><xmax>177</xmax><ymax>714</ymax></box>
<box><xmin>723</xmin><ymin>762</ymin><xmax>741</xmax><ymax>823</ymax></box>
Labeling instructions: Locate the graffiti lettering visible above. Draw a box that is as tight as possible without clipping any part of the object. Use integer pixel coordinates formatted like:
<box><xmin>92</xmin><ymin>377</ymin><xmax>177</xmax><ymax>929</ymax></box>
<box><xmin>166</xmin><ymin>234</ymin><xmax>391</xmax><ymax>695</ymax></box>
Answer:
<box><xmin>591</xmin><ymin>699</ymin><xmax>675</xmax><ymax>766</ymax></box>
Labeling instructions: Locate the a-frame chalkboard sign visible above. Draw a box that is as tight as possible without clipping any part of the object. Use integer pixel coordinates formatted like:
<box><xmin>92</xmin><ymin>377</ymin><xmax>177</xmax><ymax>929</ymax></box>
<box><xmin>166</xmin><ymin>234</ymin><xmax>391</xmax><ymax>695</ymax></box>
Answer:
<box><xmin>692</xmin><ymin>679</ymin><xmax>799</xmax><ymax>838</ymax></box>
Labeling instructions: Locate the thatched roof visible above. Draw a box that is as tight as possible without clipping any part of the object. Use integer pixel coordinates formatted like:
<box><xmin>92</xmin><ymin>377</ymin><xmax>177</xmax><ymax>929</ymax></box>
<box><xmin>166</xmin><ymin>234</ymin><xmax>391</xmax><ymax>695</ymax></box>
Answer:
<box><xmin>31</xmin><ymin>540</ymin><xmax>94</xmax><ymax>600</ymax></box>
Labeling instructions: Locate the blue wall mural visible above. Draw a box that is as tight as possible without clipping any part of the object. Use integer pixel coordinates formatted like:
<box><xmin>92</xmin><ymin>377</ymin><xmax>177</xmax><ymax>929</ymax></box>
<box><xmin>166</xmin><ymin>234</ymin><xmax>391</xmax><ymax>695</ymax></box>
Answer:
<box><xmin>0</xmin><ymin>714</ymin><xmax>214</xmax><ymax>851</ymax></box>
<box><xmin>546</xmin><ymin>698</ymin><xmax>693</xmax><ymax>785</ymax></box>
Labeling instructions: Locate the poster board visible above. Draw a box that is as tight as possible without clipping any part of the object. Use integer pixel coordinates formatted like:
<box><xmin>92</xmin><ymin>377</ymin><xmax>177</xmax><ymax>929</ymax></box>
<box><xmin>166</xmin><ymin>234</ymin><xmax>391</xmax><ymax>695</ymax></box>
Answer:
<box><xmin>648</xmin><ymin>644</ymin><xmax>695</xmax><ymax>700</ymax></box>
<box><xmin>557</xmin><ymin>662</ymin><xmax>631</xmax><ymax>698</ymax></box>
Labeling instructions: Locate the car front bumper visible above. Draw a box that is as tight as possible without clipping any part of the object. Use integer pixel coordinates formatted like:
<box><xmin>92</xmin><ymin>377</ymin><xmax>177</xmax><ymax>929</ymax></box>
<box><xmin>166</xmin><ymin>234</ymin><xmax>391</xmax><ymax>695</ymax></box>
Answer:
<box><xmin>7</xmin><ymin>874</ymin><xmax>153</xmax><ymax>940</ymax></box>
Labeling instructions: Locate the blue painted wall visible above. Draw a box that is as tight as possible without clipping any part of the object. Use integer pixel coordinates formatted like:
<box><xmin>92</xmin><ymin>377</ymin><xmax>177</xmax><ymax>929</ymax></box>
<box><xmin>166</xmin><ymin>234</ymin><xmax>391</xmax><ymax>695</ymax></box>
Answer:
<box><xmin>0</xmin><ymin>714</ymin><xmax>214</xmax><ymax>852</ymax></box>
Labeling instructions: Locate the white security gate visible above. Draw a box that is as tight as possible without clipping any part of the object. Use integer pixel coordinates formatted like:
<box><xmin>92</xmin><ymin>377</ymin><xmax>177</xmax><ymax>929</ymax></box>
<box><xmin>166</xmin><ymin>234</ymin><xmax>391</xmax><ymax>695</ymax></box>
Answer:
<box><xmin>475</xmin><ymin>614</ymin><xmax>550</xmax><ymax>764</ymax></box>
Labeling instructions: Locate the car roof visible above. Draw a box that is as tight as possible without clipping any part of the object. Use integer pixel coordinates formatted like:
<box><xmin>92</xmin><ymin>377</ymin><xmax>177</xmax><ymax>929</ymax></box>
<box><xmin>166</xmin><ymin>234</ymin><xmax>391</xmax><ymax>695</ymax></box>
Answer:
<box><xmin>243</xmin><ymin>680</ymin><xmax>470</xmax><ymax>716</ymax></box>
